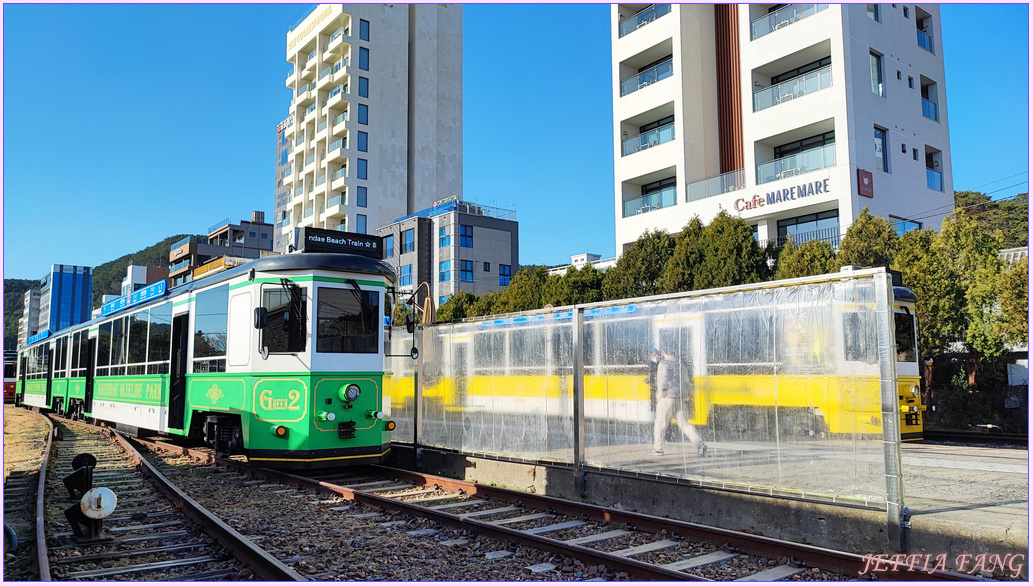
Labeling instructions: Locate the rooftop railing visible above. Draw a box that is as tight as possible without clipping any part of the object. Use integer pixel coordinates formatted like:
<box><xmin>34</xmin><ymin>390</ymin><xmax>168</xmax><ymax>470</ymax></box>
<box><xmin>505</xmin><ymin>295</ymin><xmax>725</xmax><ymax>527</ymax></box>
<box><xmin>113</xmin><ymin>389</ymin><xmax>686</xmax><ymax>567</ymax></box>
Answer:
<box><xmin>621</xmin><ymin>122</ymin><xmax>675</xmax><ymax>156</ymax></box>
<box><xmin>686</xmin><ymin>169</ymin><xmax>745</xmax><ymax>201</ymax></box>
<box><xmin>751</xmin><ymin>4</ymin><xmax>828</xmax><ymax>40</ymax></box>
<box><xmin>207</xmin><ymin>218</ymin><xmax>236</xmax><ymax>234</ymax></box>
<box><xmin>172</xmin><ymin>235</ymin><xmax>208</xmax><ymax>249</ymax></box>
<box><xmin>756</xmin><ymin>143</ymin><xmax>835</xmax><ymax>185</ymax></box>
<box><xmin>393</xmin><ymin>199</ymin><xmax>517</xmax><ymax>223</ymax></box>
<box><xmin>618</xmin><ymin>4</ymin><xmax>671</xmax><ymax>37</ymax></box>
<box><xmin>753</xmin><ymin>64</ymin><xmax>832</xmax><ymax>112</ymax></box>
<box><xmin>620</xmin><ymin>58</ymin><xmax>674</xmax><ymax>97</ymax></box>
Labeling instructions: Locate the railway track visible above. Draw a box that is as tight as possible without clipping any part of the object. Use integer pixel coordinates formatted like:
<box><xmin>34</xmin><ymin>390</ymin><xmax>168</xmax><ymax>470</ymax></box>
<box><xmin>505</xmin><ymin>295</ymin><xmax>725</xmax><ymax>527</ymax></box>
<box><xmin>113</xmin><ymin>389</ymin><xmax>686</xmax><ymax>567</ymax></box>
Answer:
<box><xmin>128</xmin><ymin>435</ymin><xmax>982</xmax><ymax>581</ymax></box>
<box><xmin>923</xmin><ymin>430</ymin><xmax>1028</xmax><ymax>447</ymax></box>
<box><xmin>40</xmin><ymin>416</ymin><xmax>303</xmax><ymax>581</ymax></box>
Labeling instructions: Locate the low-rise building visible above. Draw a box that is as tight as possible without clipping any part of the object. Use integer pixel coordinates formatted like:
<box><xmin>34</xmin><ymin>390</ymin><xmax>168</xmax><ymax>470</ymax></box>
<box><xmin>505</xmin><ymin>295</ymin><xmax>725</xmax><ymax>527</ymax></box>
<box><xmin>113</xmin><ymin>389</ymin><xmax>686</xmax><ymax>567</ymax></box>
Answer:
<box><xmin>377</xmin><ymin>195</ymin><xmax>518</xmax><ymax>307</ymax></box>
<box><xmin>169</xmin><ymin>212</ymin><xmax>274</xmax><ymax>287</ymax></box>
<box><xmin>547</xmin><ymin>253</ymin><xmax>618</xmax><ymax>276</ymax></box>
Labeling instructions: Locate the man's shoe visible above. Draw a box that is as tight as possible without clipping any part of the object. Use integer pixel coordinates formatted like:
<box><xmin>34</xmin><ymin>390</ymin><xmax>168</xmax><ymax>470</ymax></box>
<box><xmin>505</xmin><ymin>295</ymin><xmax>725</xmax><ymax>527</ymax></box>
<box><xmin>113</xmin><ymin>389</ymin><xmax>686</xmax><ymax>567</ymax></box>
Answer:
<box><xmin>697</xmin><ymin>442</ymin><xmax>707</xmax><ymax>458</ymax></box>
<box><xmin>646</xmin><ymin>449</ymin><xmax>664</xmax><ymax>456</ymax></box>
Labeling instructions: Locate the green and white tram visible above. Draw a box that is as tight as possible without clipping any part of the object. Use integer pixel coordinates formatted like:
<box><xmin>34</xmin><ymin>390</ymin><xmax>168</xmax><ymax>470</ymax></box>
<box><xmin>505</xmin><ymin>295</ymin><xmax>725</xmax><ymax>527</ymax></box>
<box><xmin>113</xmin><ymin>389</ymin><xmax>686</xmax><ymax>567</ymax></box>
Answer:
<box><xmin>16</xmin><ymin>250</ymin><xmax>400</xmax><ymax>469</ymax></box>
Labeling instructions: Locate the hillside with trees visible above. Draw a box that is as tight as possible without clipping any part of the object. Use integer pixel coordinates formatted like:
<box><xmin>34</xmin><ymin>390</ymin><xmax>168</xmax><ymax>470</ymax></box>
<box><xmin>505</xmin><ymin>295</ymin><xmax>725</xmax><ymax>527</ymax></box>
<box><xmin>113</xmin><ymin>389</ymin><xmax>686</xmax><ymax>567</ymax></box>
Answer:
<box><xmin>3</xmin><ymin>279</ymin><xmax>39</xmax><ymax>350</ymax></box>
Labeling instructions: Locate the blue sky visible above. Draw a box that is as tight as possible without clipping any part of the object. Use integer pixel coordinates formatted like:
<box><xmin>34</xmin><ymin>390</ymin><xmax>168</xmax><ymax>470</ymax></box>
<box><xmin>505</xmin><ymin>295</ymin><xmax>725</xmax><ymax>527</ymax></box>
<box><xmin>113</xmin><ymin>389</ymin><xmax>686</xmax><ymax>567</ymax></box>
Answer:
<box><xmin>2</xmin><ymin>3</ymin><xmax>1029</xmax><ymax>281</ymax></box>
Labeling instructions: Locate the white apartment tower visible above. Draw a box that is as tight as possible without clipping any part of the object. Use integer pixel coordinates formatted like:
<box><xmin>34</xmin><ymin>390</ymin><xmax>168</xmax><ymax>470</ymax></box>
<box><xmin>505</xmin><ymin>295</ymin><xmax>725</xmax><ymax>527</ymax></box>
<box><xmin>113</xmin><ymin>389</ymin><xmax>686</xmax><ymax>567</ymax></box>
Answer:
<box><xmin>276</xmin><ymin>4</ymin><xmax>462</xmax><ymax>251</ymax></box>
<box><xmin>612</xmin><ymin>4</ymin><xmax>952</xmax><ymax>253</ymax></box>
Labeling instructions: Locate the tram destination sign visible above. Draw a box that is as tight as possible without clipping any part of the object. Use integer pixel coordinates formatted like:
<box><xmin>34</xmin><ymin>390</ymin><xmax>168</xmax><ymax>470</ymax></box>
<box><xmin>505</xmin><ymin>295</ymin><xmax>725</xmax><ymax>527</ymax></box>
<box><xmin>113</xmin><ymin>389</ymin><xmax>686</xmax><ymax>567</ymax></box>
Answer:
<box><xmin>101</xmin><ymin>279</ymin><xmax>168</xmax><ymax>317</ymax></box>
<box><xmin>295</xmin><ymin>227</ymin><xmax>383</xmax><ymax>259</ymax></box>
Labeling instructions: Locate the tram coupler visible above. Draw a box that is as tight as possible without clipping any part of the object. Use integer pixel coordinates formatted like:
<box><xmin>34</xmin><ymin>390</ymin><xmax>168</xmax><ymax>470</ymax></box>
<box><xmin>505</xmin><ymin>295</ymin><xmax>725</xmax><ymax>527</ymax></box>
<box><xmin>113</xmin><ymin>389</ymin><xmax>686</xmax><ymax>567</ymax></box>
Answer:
<box><xmin>63</xmin><ymin>453</ymin><xmax>99</xmax><ymax>501</ymax></box>
<box><xmin>64</xmin><ymin>487</ymin><xmax>117</xmax><ymax>544</ymax></box>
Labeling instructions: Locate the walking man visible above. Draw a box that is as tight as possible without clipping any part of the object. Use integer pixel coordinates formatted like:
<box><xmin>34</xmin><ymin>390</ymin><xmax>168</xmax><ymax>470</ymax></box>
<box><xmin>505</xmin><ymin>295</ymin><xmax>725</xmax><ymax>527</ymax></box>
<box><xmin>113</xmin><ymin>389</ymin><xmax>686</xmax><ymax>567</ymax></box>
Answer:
<box><xmin>647</xmin><ymin>348</ymin><xmax>707</xmax><ymax>457</ymax></box>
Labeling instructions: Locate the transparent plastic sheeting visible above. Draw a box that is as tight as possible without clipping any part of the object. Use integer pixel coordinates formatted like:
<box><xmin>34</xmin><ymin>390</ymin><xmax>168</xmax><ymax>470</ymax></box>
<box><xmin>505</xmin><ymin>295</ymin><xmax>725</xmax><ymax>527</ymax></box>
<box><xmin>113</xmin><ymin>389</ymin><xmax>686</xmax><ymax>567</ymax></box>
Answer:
<box><xmin>385</xmin><ymin>326</ymin><xmax>418</xmax><ymax>443</ymax></box>
<box><xmin>403</xmin><ymin>275</ymin><xmax>895</xmax><ymax>505</ymax></box>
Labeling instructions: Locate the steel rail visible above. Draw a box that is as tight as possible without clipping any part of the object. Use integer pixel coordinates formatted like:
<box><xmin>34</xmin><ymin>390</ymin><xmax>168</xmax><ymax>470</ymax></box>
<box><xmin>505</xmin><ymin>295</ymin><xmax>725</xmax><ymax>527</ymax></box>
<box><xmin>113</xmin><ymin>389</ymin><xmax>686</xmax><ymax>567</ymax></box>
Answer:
<box><xmin>50</xmin><ymin>417</ymin><xmax>306</xmax><ymax>582</ymax></box>
<box><xmin>126</xmin><ymin>437</ymin><xmax>980</xmax><ymax>581</ymax></box>
<box><xmin>923</xmin><ymin>430</ymin><xmax>1027</xmax><ymax>447</ymax></box>
<box><xmin>35</xmin><ymin>412</ymin><xmax>55</xmax><ymax>582</ymax></box>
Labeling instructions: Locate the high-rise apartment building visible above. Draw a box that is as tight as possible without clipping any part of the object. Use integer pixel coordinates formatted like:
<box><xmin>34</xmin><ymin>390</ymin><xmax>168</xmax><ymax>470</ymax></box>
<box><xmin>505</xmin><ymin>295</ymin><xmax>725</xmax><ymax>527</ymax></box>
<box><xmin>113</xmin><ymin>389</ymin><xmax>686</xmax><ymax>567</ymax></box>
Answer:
<box><xmin>275</xmin><ymin>4</ymin><xmax>462</xmax><ymax>251</ymax></box>
<box><xmin>612</xmin><ymin>4</ymin><xmax>952</xmax><ymax>254</ymax></box>
<box><xmin>377</xmin><ymin>195</ymin><xmax>519</xmax><ymax>307</ymax></box>
<box><xmin>17</xmin><ymin>290</ymin><xmax>41</xmax><ymax>348</ymax></box>
<box><xmin>35</xmin><ymin>264</ymin><xmax>92</xmax><ymax>337</ymax></box>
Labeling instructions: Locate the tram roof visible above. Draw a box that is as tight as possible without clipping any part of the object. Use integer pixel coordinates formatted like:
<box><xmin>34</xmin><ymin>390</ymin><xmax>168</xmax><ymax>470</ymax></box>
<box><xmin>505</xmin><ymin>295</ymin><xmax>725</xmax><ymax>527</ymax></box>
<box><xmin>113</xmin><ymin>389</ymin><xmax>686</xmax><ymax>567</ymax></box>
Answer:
<box><xmin>20</xmin><ymin>252</ymin><xmax>396</xmax><ymax>350</ymax></box>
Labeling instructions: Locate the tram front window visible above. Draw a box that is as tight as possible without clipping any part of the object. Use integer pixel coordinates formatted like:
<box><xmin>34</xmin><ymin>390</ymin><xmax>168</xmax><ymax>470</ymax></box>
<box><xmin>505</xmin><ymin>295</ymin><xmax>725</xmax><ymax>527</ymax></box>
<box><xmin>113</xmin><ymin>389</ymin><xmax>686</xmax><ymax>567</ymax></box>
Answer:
<box><xmin>894</xmin><ymin>312</ymin><xmax>917</xmax><ymax>362</ymax></box>
<box><xmin>317</xmin><ymin>287</ymin><xmax>379</xmax><ymax>354</ymax></box>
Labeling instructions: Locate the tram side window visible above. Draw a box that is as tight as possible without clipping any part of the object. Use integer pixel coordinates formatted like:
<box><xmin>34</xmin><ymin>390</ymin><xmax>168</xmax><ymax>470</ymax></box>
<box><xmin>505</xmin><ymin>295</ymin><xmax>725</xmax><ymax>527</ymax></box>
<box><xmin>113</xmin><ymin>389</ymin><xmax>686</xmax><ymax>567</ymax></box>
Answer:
<box><xmin>894</xmin><ymin>312</ymin><xmax>917</xmax><ymax>362</ymax></box>
<box><xmin>705</xmin><ymin>312</ymin><xmax>774</xmax><ymax>373</ymax></box>
<box><xmin>110</xmin><ymin>316</ymin><xmax>128</xmax><ymax>376</ymax></box>
<box><xmin>316</xmin><ymin>287</ymin><xmax>378</xmax><ymax>353</ymax></box>
<box><xmin>148</xmin><ymin>303</ymin><xmax>172</xmax><ymax>374</ymax></box>
<box><xmin>194</xmin><ymin>285</ymin><xmax>229</xmax><ymax>373</ymax></box>
<box><xmin>54</xmin><ymin>337</ymin><xmax>68</xmax><ymax>378</ymax></box>
<box><xmin>70</xmin><ymin>332</ymin><xmax>80</xmax><ymax>376</ymax></box>
<box><xmin>4</xmin><ymin>361</ymin><xmax>14</xmax><ymax>379</ymax></box>
<box><xmin>261</xmin><ymin>285</ymin><xmax>308</xmax><ymax>353</ymax></box>
<box><xmin>127</xmin><ymin>311</ymin><xmax>148</xmax><ymax>373</ymax></box>
<box><xmin>97</xmin><ymin>322</ymin><xmax>113</xmax><ymax>375</ymax></box>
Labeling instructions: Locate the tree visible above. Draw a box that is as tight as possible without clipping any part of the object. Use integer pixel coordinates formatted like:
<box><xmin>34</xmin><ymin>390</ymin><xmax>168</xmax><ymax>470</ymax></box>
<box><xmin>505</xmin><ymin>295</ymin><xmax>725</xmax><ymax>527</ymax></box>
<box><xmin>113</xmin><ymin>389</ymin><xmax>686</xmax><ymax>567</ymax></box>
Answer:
<box><xmin>694</xmin><ymin>210</ymin><xmax>768</xmax><ymax>289</ymax></box>
<box><xmin>436</xmin><ymin>291</ymin><xmax>477</xmax><ymax>322</ymax></box>
<box><xmin>660</xmin><ymin>217</ymin><xmax>705</xmax><ymax>293</ymax></box>
<box><xmin>602</xmin><ymin>229</ymin><xmax>675</xmax><ymax>300</ymax></box>
<box><xmin>773</xmin><ymin>238</ymin><xmax>837</xmax><ymax>280</ymax></box>
<box><xmin>494</xmin><ymin>265</ymin><xmax>549</xmax><ymax>314</ymax></box>
<box><xmin>836</xmin><ymin>207</ymin><xmax>898</xmax><ymax>268</ymax></box>
<box><xmin>936</xmin><ymin>211</ymin><xmax>1007</xmax><ymax>383</ymax></box>
<box><xmin>564</xmin><ymin>264</ymin><xmax>605</xmax><ymax>305</ymax></box>
<box><xmin>998</xmin><ymin>260</ymin><xmax>1029</xmax><ymax>349</ymax></box>
<box><xmin>955</xmin><ymin>190</ymin><xmax>1028</xmax><ymax>248</ymax></box>
<box><xmin>468</xmin><ymin>290</ymin><xmax>502</xmax><ymax>318</ymax></box>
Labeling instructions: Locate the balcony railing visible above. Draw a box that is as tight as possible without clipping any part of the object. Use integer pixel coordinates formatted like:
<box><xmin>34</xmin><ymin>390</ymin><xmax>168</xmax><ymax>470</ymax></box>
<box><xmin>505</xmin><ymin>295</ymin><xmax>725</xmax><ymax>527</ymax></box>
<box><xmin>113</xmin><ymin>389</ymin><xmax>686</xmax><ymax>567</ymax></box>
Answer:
<box><xmin>317</xmin><ymin>120</ymin><xmax>327</xmax><ymax>132</ymax></box>
<box><xmin>333</xmin><ymin>112</ymin><xmax>347</xmax><ymax>126</ymax></box>
<box><xmin>753</xmin><ymin>64</ymin><xmax>832</xmax><ymax>112</ymax></box>
<box><xmin>917</xmin><ymin>29</ymin><xmax>933</xmax><ymax>53</ymax></box>
<box><xmin>756</xmin><ymin>143</ymin><xmax>836</xmax><ymax>185</ymax></box>
<box><xmin>306</xmin><ymin>103</ymin><xmax>316</xmax><ymax>115</ymax></box>
<box><xmin>172</xmin><ymin>235</ymin><xmax>208</xmax><ymax>249</ymax></box>
<box><xmin>294</xmin><ymin>186</ymin><xmax>304</xmax><ymax>197</ymax></box>
<box><xmin>276</xmin><ymin>216</ymin><xmax>291</xmax><ymax>228</ymax></box>
<box><xmin>332</xmin><ymin>167</ymin><xmax>348</xmax><ymax>181</ymax></box>
<box><xmin>281</xmin><ymin>165</ymin><xmax>292</xmax><ymax>178</ymax></box>
<box><xmin>315</xmin><ymin>174</ymin><xmax>326</xmax><ymax>186</ymax></box>
<box><xmin>686</xmin><ymin>169</ymin><xmax>745</xmax><ymax>202</ymax></box>
<box><xmin>757</xmin><ymin>226</ymin><xmax>842</xmax><ymax>249</ymax></box>
<box><xmin>621</xmin><ymin>122</ymin><xmax>675</xmax><ymax>156</ymax></box>
<box><xmin>296</xmin><ymin>134</ymin><xmax>305</xmax><ymax>146</ymax></box>
<box><xmin>307</xmin><ymin>49</ymin><xmax>316</xmax><ymax>61</ymax></box>
<box><xmin>329</xmin><ymin>27</ymin><xmax>344</xmax><ymax>43</ymax></box>
<box><xmin>618</xmin><ymin>4</ymin><xmax>671</xmax><ymax>37</ymax></box>
<box><xmin>622</xmin><ymin>186</ymin><xmax>677</xmax><ymax>218</ymax></box>
<box><xmin>305</xmin><ymin>153</ymin><xmax>315</xmax><ymax>166</ymax></box>
<box><xmin>304</xmin><ymin>207</ymin><xmax>314</xmax><ymax>218</ymax></box>
<box><xmin>170</xmin><ymin>259</ymin><xmax>191</xmax><ymax>274</ymax></box>
<box><xmin>329</xmin><ymin>138</ymin><xmax>344</xmax><ymax>151</ymax></box>
<box><xmin>620</xmin><ymin>58</ymin><xmax>674</xmax><ymax>97</ymax></box>
<box><xmin>319</xmin><ymin>66</ymin><xmax>331</xmax><ymax>80</ymax></box>
<box><xmin>751</xmin><ymin>4</ymin><xmax>828</xmax><ymax>40</ymax></box>
<box><xmin>926</xmin><ymin>168</ymin><xmax>942</xmax><ymax>191</ymax></box>
<box><xmin>921</xmin><ymin>98</ymin><xmax>938</xmax><ymax>121</ymax></box>
<box><xmin>328</xmin><ymin>195</ymin><xmax>343</xmax><ymax>208</ymax></box>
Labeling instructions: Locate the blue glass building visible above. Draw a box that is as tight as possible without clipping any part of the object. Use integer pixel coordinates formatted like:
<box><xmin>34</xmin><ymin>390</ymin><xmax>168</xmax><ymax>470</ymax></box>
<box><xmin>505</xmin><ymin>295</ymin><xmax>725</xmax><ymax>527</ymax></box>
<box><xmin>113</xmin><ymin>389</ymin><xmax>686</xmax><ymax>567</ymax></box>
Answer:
<box><xmin>38</xmin><ymin>264</ymin><xmax>92</xmax><ymax>335</ymax></box>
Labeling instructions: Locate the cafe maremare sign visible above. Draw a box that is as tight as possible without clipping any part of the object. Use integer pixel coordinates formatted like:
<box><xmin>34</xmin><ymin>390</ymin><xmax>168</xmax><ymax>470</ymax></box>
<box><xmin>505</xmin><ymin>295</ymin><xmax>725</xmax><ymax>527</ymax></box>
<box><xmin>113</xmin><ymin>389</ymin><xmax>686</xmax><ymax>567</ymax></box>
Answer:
<box><xmin>734</xmin><ymin>178</ymin><xmax>831</xmax><ymax>212</ymax></box>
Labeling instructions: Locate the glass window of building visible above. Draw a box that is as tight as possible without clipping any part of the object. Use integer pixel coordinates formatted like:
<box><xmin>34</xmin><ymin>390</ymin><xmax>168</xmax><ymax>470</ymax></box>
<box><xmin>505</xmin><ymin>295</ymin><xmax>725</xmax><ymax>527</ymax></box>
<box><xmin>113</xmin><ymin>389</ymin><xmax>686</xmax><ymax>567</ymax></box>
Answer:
<box><xmin>866</xmin><ymin>4</ymin><xmax>880</xmax><ymax>21</ymax></box>
<box><xmin>358</xmin><ymin>104</ymin><xmax>368</xmax><ymax>125</ymax></box>
<box><xmin>870</xmin><ymin>51</ymin><xmax>884</xmax><ymax>96</ymax></box>
<box><xmin>359</xmin><ymin>47</ymin><xmax>369</xmax><ymax>71</ymax></box>
<box><xmin>357</xmin><ymin>186</ymin><xmax>367</xmax><ymax>207</ymax></box>
<box><xmin>356</xmin><ymin>214</ymin><xmax>367</xmax><ymax>234</ymax></box>
<box><xmin>439</xmin><ymin>226</ymin><xmax>451</xmax><ymax>248</ymax></box>
<box><xmin>460</xmin><ymin>260</ymin><xmax>473</xmax><ymax>282</ymax></box>
<box><xmin>499</xmin><ymin>264</ymin><xmax>511</xmax><ymax>286</ymax></box>
<box><xmin>460</xmin><ymin>225</ymin><xmax>473</xmax><ymax>247</ymax></box>
<box><xmin>439</xmin><ymin>260</ymin><xmax>451</xmax><ymax>282</ymax></box>
<box><xmin>384</xmin><ymin>235</ymin><xmax>394</xmax><ymax>258</ymax></box>
<box><xmin>777</xmin><ymin>210</ymin><xmax>840</xmax><ymax>246</ymax></box>
<box><xmin>358</xmin><ymin>131</ymin><xmax>368</xmax><ymax>152</ymax></box>
<box><xmin>359</xmin><ymin>19</ymin><xmax>370</xmax><ymax>41</ymax></box>
<box><xmin>357</xmin><ymin>158</ymin><xmax>367</xmax><ymax>180</ymax></box>
<box><xmin>402</xmin><ymin>229</ymin><xmax>414</xmax><ymax>253</ymax></box>
<box><xmin>359</xmin><ymin>77</ymin><xmax>369</xmax><ymax>98</ymax></box>
<box><xmin>484</xmin><ymin>262</ymin><xmax>490</xmax><ymax>272</ymax></box>
<box><xmin>874</xmin><ymin>126</ymin><xmax>888</xmax><ymax>172</ymax></box>
<box><xmin>400</xmin><ymin>264</ymin><xmax>413</xmax><ymax>287</ymax></box>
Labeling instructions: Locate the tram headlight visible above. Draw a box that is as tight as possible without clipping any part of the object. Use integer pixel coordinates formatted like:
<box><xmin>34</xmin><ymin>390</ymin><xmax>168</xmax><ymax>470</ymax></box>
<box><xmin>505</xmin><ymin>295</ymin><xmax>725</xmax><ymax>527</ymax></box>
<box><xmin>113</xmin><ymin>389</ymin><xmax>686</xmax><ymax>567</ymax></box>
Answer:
<box><xmin>270</xmin><ymin>425</ymin><xmax>289</xmax><ymax>438</ymax></box>
<box><xmin>340</xmin><ymin>384</ymin><xmax>361</xmax><ymax>402</ymax></box>
<box><xmin>911</xmin><ymin>385</ymin><xmax>920</xmax><ymax>398</ymax></box>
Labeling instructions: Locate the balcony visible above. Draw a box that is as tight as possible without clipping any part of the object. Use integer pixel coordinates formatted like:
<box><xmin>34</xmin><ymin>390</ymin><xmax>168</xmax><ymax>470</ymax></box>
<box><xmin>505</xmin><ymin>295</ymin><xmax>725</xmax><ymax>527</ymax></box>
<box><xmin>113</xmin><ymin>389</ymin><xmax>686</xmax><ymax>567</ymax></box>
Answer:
<box><xmin>622</xmin><ymin>186</ymin><xmax>676</xmax><ymax>218</ymax></box>
<box><xmin>926</xmin><ymin>168</ymin><xmax>942</xmax><ymax>191</ymax></box>
<box><xmin>332</xmin><ymin>111</ymin><xmax>348</xmax><ymax>134</ymax></box>
<box><xmin>621</xmin><ymin>122</ymin><xmax>675</xmax><ymax>156</ymax></box>
<box><xmin>327</xmin><ymin>137</ymin><xmax>348</xmax><ymax>161</ymax></box>
<box><xmin>921</xmin><ymin>98</ymin><xmax>938</xmax><ymax>121</ymax></box>
<box><xmin>751</xmin><ymin>4</ymin><xmax>828</xmax><ymax>40</ymax></box>
<box><xmin>315</xmin><ymin>174</ymin><xmax>327</xmax><ymax>187</ymax></box>
<box><xmin>620</xmin><ymin>58</ymin><xmax>674</xmax><ymax>97</ymax></box>
<box><xmin>325</xmin><ymin>83</ymin><xmax>347</xmax><ymax>110</ymax></box>
<box><xmin>756</xmin><ymin>143</ymin><xmax>835</xmax><ymax>185</ymax></box>
<box><xmin>758</xmin><ymin>226</ymin><xmax>841</xmax><ymax>249</ymax></box>
<box><xmin>331</xmin><ymin>166</ymin><xmax>348</xmax><ymax>191</ymax></box>
<box><xmin>317</xmin><ymin>119</ymin><xmax>327</xmax><ymax>134</ymax></box>
<box><xmin>304</xmin><ymin>206</ymin><xmax>314</xmax><ymax>219</ymax></box>
<box><xmin>285</xmin><ymin>64</ymin><xmax>295</xmax><ymax>89</ymax></box>
<box><xmin>304</xmin><ymin>102</ymin><xmax>317</xmax><ymax>123</ymax></box>
<box><xmin>753</xmin><ymin>65</ymin><xmax>832</xmax><ymax>112</ymax></box>
<box><xmin>618</xmin><ymin>4</ymin><xmax>671</xmax><ymax>38</ymax></box>
<box><xmin>324</xmin><ymin>29</ymin><xmax>348</xmax><ymax>60</ymax></box>
<box><xmin>327</xmin><ymin>194</ymin><xmax>345</xmax><ymax>210</ymax></box>
<box><xmin>276</xmin><ymin>215</ymin><xmax>292</xmax><ymax>229</ymax></box>
<box><xmin>917</xmin><ymin>29</ymin><xmax>933</xmax><ymax>53</ymax></box>
<box><xmin>686</xmin><ymin>169</ymin><xmax>745</xmax><ymax>202</ymax></box>
<box><xmin>305</xmin><ymin>153</ymin><xmax>316</xmax><ymax>169</ymax></box>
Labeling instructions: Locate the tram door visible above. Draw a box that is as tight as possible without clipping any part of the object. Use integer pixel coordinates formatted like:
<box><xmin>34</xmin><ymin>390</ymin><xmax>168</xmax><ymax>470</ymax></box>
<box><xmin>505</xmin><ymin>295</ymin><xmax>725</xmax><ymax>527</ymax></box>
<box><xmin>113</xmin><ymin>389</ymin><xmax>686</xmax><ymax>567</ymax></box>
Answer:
<box><xmin>168</xmin><ymin>314</ymin><xmax>189</xmax><ymax>430</ymax></box>
<box><xmin>44</xmin><ymin>344</ymin><xmax>54</xmax><ymax>408</ymax></box>
<box><xmin>84</xmin><ymin>338</ymin><xmax>96</xmax><ymax>413</ymax></box>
